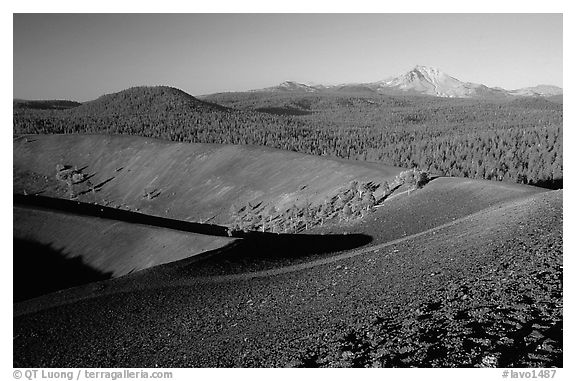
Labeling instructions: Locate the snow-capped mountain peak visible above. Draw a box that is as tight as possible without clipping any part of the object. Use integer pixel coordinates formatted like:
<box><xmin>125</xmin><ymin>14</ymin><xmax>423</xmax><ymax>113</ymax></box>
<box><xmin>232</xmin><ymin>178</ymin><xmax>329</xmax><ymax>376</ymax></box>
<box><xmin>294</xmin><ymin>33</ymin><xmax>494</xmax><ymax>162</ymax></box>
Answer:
<box><xmin>253</xmin><ymin>66</ymin><xmax>562</xmax><ymax>99</ymax></box>
<box><xmin>377</xmin><ymin>65</ymin><xmax>476</xmax><ymax>97</ymax></box>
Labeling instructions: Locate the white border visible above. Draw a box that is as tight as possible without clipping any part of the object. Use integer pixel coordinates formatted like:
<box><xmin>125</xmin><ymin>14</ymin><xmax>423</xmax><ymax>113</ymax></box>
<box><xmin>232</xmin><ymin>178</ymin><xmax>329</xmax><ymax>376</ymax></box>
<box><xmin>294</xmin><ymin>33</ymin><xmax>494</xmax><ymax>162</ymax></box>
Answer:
<box><xmin>3</xmin><ymin>2</ymin><xmax>572</xmax><ymax>380</ymax></box>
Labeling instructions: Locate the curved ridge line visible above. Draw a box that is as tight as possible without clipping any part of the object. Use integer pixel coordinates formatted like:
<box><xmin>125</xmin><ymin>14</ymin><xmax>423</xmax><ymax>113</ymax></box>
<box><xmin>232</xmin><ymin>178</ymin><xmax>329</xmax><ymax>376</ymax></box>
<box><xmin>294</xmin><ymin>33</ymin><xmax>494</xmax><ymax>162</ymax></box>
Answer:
<box><xmin>14</xmin><ymin>192</ymin><xmax>541</xmax><ymax>317</ymax></box>
<box><xmin>150</xmin><ymin>190</ymin><xmax>545</xmax><ymax>285</ymax></box>
<box><xmin>188</xmin><ymin>205</ymin><xmax>496</xmax><ymax>284</ymax></box>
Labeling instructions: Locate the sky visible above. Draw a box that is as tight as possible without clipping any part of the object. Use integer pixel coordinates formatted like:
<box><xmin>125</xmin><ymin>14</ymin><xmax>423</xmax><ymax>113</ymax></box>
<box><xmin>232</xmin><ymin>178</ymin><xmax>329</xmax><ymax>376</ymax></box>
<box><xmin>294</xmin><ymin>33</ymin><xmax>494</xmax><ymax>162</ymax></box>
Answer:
<box><xmin>13</xmin><ymin>13</ymin><xmax>563</xmax><ymax>101</ymax></box>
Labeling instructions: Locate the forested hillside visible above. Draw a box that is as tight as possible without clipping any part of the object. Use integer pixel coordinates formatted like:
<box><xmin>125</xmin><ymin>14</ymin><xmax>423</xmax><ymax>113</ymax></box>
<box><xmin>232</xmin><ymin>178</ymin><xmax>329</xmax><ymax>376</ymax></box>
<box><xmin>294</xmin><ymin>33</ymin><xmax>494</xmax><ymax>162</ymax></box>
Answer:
<box><xmin>14</xmin><ymin>86</ymin><xmax>563</xmax><ymax>188</ymax></box>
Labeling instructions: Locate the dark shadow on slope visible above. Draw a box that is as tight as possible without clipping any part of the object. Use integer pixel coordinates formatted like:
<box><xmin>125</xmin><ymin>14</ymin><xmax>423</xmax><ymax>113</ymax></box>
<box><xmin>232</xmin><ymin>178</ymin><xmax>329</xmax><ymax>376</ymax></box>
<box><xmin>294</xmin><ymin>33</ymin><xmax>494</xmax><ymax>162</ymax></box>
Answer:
<box><xmin>13</xmin><ymin>239</ymin><xmax>113</xmax><ymax>303</ymax></box>
<box><xmin>14</xmin><ymin>194</ymin><xmax>373</xmax><ymax>276</ymax></box>
<box><xmin>14</xmin><ymin>194</ymin><xmax>231</xmax><ymax>236</ymax></box>
<box><xmin>529</xmin><ymin>178</ymin><xmax>563</xmax><ymax>190</ymax></box>
<box><xmin>178</xmin><ymin>230</ymin><xmax>373</xmax><ymax>276</ymax></box>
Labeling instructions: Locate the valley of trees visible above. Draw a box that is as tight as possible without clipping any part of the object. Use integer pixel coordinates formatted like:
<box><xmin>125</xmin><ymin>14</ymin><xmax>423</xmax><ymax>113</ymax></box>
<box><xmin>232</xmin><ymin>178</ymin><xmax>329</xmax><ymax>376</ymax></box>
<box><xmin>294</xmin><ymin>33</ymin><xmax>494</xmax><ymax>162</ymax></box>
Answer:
<box><xmin>13</xmin><ymin>87</ymin><xmax>563</xmax><ymax>189</ymax></box>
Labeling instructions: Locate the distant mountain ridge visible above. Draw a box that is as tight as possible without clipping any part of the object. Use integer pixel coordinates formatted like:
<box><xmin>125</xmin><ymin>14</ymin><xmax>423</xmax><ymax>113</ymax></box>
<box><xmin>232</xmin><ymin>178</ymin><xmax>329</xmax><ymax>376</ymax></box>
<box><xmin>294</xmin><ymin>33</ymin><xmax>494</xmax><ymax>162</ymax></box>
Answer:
<box><xmin>508</xmin><ymin>85</ymin><xmax>564</xmax><ymax>97</ymax></box>
<box><xmin>257</xmin><ymin>66</ymin><xmax>562</xmax><ymax>99</ymax></box>
<box><xmin>13</xmin><ymin>99</ymin><xmax>81</xmax><ymax>110</ymax></box>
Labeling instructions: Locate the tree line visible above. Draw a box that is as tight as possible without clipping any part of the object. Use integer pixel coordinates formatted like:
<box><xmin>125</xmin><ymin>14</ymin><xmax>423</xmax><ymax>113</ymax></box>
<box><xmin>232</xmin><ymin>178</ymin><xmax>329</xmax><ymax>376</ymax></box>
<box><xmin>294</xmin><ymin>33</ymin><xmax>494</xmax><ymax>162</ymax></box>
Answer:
<box><xmin>13</xmin><ymin>88</ymin><xmax>563</xmax><ymax>189</ymax></box>
<box><xmin>229</xmin><ymin>169</ymin><xmax>429</xmax><ymax>234</ymax></box>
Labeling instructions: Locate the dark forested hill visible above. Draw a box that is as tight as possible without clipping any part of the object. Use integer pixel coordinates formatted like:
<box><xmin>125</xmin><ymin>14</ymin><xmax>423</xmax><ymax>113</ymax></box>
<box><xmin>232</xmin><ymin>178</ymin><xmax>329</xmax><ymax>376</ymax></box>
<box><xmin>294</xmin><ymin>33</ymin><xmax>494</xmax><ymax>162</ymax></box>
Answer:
<box><xmin>69</xmin><ymin>86</ymin><xmax>228</xmax><ymax>115</ymax></box>
<box><xmin>14</xmin><ymin>86</ymin><xmax>563</xmax><ymax>189</ymax></box>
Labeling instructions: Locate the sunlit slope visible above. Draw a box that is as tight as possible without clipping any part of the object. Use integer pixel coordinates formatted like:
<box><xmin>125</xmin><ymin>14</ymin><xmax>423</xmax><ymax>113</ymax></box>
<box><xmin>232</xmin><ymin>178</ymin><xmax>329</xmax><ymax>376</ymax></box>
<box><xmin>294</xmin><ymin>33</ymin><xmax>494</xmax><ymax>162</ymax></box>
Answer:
<box><xmin>14</xmin><ymin>206</ymin><xmax>236</xmax><ymax>278</ymax></box>
<box><xmin>377</xmin><ymin>176</ymin><xmax>545</xmax><ymax>225</ymax></box>
<box><xmin>333</xmin><ymin>176</ymin><xmax>547</xmax><ymax>245</ymax></box>
<box><xmin>14</xmin><ymin>134</ymin><xmax>403</xmax><ymax>225</ymax></box>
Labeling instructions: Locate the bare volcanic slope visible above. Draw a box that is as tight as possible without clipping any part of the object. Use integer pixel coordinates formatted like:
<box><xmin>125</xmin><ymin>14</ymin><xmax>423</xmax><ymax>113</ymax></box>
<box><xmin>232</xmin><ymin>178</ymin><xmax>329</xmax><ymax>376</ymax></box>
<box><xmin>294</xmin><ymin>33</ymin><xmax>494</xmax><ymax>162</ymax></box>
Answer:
<box><xmin>172</xmin><ymin>177</ymin><xmax>546</xmax><ymax>278</ymax></box>
<box><xmin>13</xmin><ymin>133</ymin><xmax>399</xmax><ymax>300</ymax></box>
<box><xmin>13</xmin><ymin>173</ymin><xmax>547</xmax><ymax>313</ymax></box>
<box><xmin>14</xmin><ymin>134</ymin><xmax>403</xmax><ymax>225</ymax></box>
<box><xmin>13</xmin><ymin>188</ymin><xmax>562</xmax><ymax>367</ymax></box>
<box><xmin>14</xmin><ymin>206</ymin><xmax>235</xmax><ymax>283</ymax></box>
<box><xmin>13</xmin><ymin>134</ymin><xmax>546</xmax><ymax>295</ymax></box>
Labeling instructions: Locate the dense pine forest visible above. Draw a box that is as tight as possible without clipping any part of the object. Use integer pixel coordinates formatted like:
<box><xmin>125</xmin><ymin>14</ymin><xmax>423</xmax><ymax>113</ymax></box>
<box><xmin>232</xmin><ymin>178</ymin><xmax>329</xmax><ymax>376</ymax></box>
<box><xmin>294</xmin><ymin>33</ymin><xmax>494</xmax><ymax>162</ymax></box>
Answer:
<box><xmin>13</xmin><ymin>86</ymin><xmax>563</xmax><ymax>189</ymax></box>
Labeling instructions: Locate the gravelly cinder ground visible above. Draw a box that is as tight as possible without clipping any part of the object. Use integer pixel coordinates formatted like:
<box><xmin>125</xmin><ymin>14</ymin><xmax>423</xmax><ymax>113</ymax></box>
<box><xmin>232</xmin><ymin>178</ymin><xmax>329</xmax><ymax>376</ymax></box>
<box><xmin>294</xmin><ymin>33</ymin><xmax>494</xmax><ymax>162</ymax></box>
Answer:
<box><xmin>13</xmin><ymin>190</ymin><xmax>562</xmax><ymax>368</ymax></box>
